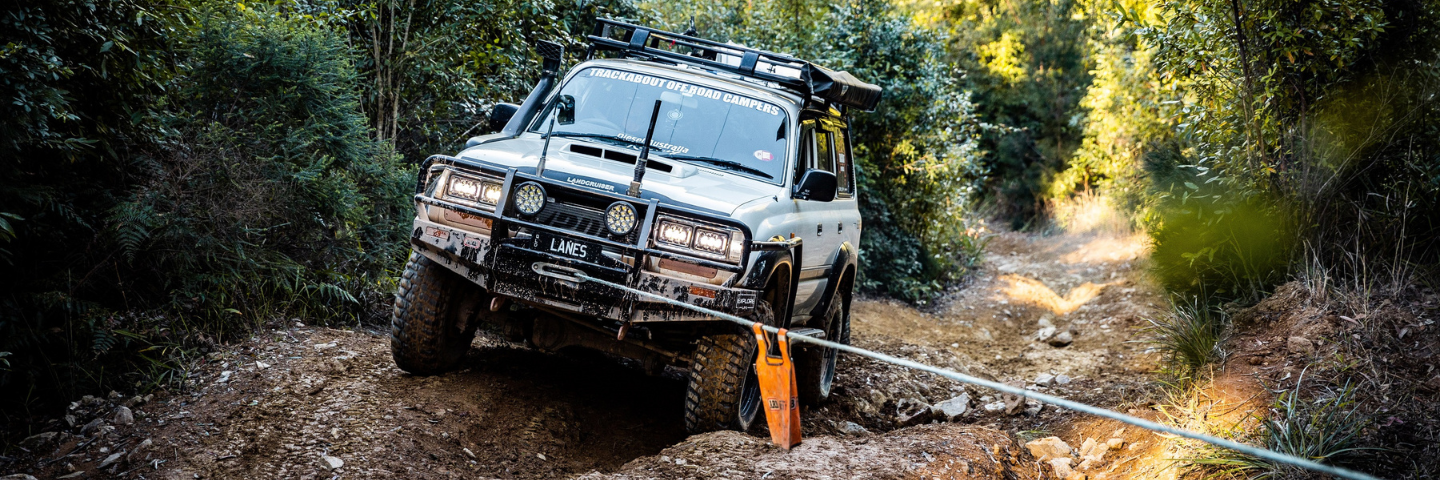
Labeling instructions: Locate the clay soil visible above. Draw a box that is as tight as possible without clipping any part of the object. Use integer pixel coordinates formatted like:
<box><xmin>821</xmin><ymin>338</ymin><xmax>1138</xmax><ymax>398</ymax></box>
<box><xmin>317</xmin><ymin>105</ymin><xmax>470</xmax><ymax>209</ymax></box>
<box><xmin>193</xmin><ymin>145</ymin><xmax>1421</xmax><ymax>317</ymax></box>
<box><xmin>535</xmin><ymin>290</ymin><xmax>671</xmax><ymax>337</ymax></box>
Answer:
<box><xmin>2</xmin><ymin>229</ymin><xmax>1174</xmax><ymax>479</ymax></box>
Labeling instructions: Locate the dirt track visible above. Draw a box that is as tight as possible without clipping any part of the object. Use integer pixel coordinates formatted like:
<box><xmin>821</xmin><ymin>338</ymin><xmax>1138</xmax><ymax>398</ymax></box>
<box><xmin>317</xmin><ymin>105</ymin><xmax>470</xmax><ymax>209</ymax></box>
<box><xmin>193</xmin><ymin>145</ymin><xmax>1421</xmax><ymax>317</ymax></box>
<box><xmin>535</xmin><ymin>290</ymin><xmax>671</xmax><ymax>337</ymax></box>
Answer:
<box><xmin>3</xmin><ymin>230</ymin><xmax>1170</xmax><ymax>479</ymax></box>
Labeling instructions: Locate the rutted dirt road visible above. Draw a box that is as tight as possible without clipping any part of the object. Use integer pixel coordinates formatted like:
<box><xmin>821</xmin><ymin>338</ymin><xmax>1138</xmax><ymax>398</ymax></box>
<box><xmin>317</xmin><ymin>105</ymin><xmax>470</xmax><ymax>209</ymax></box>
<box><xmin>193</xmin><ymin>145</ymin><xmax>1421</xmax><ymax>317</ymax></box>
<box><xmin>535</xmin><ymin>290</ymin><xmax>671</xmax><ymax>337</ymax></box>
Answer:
<box><xmin>3</xmin><ymin>230</ymin><xmax>1170</xmax><ymax>479</ymax></box>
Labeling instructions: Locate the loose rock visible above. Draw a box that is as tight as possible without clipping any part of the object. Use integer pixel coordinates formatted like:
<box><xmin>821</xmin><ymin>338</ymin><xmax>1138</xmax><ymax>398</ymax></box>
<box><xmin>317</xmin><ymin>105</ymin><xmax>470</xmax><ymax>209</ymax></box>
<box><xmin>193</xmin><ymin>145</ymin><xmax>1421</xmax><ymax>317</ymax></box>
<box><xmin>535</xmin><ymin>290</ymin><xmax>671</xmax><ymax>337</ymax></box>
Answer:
<box><xmin>98</xmin><ymin>451</ymin><xmax>124</xmax><ymax>469</ymax></box>
<box><xmin>320</xmin><ymin>455</ymin><xmax>344</xmax><ymax>470</ymax></box>
<box><xmin>1025</xmin><ymin>436</ymin><xmax>1073</xmax><ymax>462</ymax></box>
<box><xmin>2</xmin><ymin>474</ymin><xmax>41</xmax><ymax>480</ymax></box>
<box><xmin>930</xmin><ymin>394</ymin><xmax>970</xmax><ymax>421</ymax></box>
<box><xmin>1034</xmin><ymin>373</ymin><xmax>1055</xmax><ymax>386</ymax></box>
<box><xmin>1049</xmin><ymin>457</ymin><xmax>1077</xmax><ymax>478</ymax></box>
<box><xmin>895</xmin><ymin>398</ymin><xmax>933</xmax><ymax>426</ymax></box>
<box><xmin>1055</xmin><ymin>374</ymin><xmax>1073</xmax><ymax>385</ymax></box>
<box><xmin>1048</xmin><ymin>330</ymin><xmax>1074</xmax><ymax>347</ymax></box>
<box><xmin>79</xmin><ymin>418</ymin><xmax>104</xmax><ymax>436</ymax></box>
<box><xmin>839</xmin><ymin>421</ymin><xmax>870</xmax><ymax>435</ymax></box>
<box><xmin>18</xmin><ymin>432</ymin><xmax>61</xmax><ymax>450</ymax></box>
<box><xmin>113</xmin><ymin>406</ymin><xmax>134</xmax><ymax>425</ymax></box>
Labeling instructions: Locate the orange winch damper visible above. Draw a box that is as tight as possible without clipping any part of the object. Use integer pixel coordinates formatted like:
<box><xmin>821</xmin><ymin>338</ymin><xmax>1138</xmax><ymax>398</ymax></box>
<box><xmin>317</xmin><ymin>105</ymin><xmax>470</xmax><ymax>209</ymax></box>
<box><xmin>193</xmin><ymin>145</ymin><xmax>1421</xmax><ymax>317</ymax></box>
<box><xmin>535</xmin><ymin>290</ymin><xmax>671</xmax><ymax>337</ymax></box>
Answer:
<box><xmin>751</xmin><ymin>322</ymin><xmax>802</xmax><ymax>449</ymax></box>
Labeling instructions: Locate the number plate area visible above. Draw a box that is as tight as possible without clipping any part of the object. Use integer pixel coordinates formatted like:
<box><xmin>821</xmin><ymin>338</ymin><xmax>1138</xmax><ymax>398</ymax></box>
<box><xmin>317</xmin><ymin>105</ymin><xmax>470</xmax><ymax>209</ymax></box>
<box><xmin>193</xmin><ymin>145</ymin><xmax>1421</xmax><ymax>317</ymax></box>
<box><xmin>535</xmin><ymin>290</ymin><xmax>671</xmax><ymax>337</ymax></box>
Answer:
<box><xmin>533</xmin><ymin>231</ymin><xmax>602</xmax><ymax>264</ymax></box>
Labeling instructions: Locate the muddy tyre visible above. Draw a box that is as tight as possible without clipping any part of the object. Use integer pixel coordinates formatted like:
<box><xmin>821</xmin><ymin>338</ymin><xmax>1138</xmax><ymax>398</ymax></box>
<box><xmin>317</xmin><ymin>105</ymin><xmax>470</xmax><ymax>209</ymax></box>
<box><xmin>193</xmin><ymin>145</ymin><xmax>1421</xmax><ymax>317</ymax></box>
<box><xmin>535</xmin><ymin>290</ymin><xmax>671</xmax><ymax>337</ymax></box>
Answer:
<box><xmin>684</xmin><ymin>302</ymin><xmax>773</xmax><ymax>434</ymax></box>
<box><xmin>796</xmin><ymin>290</ymin><xmax>850</xmax><ymax>405</ymax></box>
<box><xmin>390</xmin><ymin>251</ymin><xmax>484</xmax><ymax>375</ymax></box>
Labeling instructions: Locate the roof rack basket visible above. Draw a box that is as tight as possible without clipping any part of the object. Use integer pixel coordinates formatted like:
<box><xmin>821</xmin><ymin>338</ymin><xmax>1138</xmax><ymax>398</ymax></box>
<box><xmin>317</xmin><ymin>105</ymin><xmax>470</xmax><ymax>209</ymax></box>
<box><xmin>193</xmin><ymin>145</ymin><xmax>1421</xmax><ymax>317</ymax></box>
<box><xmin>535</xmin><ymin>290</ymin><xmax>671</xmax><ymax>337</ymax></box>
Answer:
<box><xmin>585</xmin><ymin>19</ymin><xmax>883</xmax><ymax>112</ymax></box>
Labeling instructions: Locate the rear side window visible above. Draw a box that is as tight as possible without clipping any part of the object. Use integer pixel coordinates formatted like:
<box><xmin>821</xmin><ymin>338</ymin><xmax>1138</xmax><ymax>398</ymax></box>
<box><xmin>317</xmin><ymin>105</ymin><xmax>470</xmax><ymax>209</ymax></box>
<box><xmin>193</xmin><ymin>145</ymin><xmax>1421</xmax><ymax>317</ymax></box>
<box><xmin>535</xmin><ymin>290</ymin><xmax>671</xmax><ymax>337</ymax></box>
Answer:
<box><xmin>815</xmin><ymin>130</ymin><xmax>834</xmax><ymax>174</ymax></box>
<box><xmin>832</xmin><ymin>128</ymin><xmax>852</xmax><ymax>196</ymax></box>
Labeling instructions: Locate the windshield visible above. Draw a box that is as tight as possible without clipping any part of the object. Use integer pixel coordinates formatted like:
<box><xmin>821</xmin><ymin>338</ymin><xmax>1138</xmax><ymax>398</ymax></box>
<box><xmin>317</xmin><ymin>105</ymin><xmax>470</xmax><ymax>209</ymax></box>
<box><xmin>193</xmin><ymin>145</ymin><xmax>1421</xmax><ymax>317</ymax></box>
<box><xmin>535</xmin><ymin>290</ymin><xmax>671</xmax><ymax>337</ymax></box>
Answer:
<box><xmin>530</xmin><ymin>67</ymin><xmax>790</xmax><ymax>182</ymax></box>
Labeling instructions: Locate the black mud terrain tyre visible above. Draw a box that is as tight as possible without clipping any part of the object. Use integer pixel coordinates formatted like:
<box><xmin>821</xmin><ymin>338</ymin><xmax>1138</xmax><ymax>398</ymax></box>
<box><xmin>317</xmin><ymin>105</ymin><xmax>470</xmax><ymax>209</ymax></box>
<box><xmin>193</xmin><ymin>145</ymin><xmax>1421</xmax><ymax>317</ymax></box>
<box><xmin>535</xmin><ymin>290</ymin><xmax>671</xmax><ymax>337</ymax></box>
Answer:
<box><xmin>796</xmin><ymin>289</ymin><xmax>850</xmax><ymax>405</ymax></box>
<box><xmin>684</xmin><ymin>301</ymin><xmax>773</xmax><ymax>434</ymax></box>
<box><xmin>391</xmin><ymin>251</ymin><xmax>485</xmax><ymax>375</ymax></box>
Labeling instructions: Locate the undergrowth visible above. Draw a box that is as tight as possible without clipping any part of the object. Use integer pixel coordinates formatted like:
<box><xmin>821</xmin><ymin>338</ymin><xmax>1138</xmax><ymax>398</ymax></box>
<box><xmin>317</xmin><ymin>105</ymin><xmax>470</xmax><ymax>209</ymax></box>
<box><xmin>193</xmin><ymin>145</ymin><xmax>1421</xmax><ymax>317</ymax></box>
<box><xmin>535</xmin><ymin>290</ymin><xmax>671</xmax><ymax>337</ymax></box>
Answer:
<box><xmin>1145</xmin><ymin>296</ymin><xmax>1228</xmax><ymax>385</ymax></box>
<box><xmin>0</xmin><ymin>2</ymin><xmax>409</xmax><ymax>428</ymax></box>
<box><xmin>1194</xmin><ymin>377</ymin><xmax>1376</xmax><ymax>479</ymax></box>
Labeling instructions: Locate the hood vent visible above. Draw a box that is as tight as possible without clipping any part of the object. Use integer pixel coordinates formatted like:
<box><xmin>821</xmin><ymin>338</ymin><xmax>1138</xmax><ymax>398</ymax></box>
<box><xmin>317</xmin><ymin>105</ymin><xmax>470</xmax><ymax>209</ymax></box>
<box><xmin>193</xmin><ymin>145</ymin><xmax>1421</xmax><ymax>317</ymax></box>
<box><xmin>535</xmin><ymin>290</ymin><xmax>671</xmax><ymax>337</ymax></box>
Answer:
<box><xmin>568</xmin><ymin>144</ymin><xmax>673</xmax><ymax>173</ymax></box>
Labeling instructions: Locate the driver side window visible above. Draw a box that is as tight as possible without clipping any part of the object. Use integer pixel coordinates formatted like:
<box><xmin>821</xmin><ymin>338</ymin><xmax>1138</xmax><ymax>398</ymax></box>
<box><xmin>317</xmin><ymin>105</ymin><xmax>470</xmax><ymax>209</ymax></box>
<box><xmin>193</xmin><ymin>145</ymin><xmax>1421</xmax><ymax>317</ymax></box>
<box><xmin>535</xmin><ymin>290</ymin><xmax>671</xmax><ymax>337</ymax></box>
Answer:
<box><xmin>796</xmin><ymin>121</ymin><xmax>817</xmax><ymax>183</ymax></box>
<box><xmin>796</xmin><ymin>119</ymin><xmax>840</xmax><ymax>184</ymax></box>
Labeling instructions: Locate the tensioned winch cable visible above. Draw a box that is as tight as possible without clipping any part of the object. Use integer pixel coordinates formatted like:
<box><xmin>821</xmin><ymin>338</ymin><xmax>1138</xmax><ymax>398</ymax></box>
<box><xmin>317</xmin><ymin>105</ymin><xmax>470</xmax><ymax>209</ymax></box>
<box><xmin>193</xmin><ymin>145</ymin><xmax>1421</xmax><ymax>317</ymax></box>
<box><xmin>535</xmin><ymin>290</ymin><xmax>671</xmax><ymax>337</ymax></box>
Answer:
<box><xmin>566</xmin><ymin>271</ymin><xmax>1381</xmax><ymax>480</ymax></box>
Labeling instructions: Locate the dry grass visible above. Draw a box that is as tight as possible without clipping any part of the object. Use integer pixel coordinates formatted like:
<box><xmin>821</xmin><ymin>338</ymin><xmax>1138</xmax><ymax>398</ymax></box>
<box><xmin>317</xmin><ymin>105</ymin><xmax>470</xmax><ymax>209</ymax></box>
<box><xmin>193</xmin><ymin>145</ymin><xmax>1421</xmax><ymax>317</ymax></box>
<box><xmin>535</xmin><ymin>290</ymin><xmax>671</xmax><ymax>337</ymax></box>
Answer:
<box><xmin>1047</xmin><ymin>191</ymin><xmax>1134</xmax><ymax>236</ymax></box>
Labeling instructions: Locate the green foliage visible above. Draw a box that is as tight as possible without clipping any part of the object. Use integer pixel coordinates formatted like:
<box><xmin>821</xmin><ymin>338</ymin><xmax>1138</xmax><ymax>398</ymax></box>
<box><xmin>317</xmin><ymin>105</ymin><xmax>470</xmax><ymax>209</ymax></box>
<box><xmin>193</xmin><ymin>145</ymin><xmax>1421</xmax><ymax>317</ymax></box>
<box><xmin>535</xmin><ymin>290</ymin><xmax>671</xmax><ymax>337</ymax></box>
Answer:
<box><xmin>1143</xmin><ymin>0</ymin><xmax>1440</xmax><ymax>301</ymax></box>
<box><xmin>1148</xmin><ymin>174</ymin><xmax>1293</xmax><ymax>302</ymax></box>
<box><xmin>645</xmin><ymin>0</ymin><xmax>990</xmax><ymax>302</ymax></box>
<box><xmin>1049</xmin><ymin>0</ymin><xmax>1180</xmax><ymax>221</ymax></box>
<box><xmin>319</xmin><ymin>0</ymin><xmax>642</xmax><ymax>162</ymax></box>
<box><xmin>0</xmin><ymin>0</ymin><xmax>407</xmax><ymax>421</ymax></box>
<box><xmin>121</xmin><ymin>2</ymin><xmax>411</xmax><ymax>323</ymax></box>
<box><xmin>1145</xmin><ymin>296</ymin><xmax>1227</xmax><ymax>381</ymax></box>
<box><xmin>942</xmin><ymin>0</ymin><xmax>1094</xmax><ymax>224</ymax></box>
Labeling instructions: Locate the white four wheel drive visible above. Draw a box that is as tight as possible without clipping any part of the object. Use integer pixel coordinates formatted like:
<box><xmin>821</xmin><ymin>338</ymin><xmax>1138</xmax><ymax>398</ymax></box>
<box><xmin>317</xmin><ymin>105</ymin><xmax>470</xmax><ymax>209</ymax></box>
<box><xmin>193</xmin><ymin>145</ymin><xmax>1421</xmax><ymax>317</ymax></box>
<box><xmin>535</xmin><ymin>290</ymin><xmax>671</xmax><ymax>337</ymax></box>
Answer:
<box><xmin>391</xmin><ymin>19</ymin><xmax>882</xmax><ymax>434</ymax></box>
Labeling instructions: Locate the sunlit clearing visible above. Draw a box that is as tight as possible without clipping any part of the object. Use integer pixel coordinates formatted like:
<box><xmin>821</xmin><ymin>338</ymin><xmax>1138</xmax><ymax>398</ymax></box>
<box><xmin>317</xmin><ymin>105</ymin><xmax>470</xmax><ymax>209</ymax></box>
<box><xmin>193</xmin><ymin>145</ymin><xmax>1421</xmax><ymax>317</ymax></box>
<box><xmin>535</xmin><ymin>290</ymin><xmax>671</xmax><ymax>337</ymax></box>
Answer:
<box><xmin>1059</xmin><ymin>235</ymin><xmax>1150</xmax><ymax>265</ymax></box>
<box><xmin>1050</xmin><ymin>191</ymin><xmax>1132</xmax><ymax>236</ymax></box>
<box><xmin>1000</xmin><ymin>274</ymin><xmax>1109</xmax><ymax>314</ymax></box>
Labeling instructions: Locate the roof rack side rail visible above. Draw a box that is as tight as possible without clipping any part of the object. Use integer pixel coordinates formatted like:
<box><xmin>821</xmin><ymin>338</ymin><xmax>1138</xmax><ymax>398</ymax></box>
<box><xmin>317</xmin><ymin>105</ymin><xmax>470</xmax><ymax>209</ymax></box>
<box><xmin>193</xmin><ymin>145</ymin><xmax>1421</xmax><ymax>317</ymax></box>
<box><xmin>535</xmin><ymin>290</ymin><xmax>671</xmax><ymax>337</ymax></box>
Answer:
<box><xmin>584</xmin><ymin>19</ymin><xmax>883</xmax><ymax>112</ymax></box>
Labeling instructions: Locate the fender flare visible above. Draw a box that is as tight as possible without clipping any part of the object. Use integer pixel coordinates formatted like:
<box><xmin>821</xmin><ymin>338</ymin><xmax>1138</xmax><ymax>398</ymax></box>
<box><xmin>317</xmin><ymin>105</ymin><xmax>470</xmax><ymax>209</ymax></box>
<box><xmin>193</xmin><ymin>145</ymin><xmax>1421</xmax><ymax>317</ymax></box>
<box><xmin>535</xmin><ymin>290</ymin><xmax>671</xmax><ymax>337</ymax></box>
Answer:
<box><xmin>738</xmin><ymin>238</ymin><xmax>802</xmax><ymax>328</ymax></box>
<box><xmin>808</xmin><ymin>241</ymin><xmax>857</xmax><ymax>321</ymax></box>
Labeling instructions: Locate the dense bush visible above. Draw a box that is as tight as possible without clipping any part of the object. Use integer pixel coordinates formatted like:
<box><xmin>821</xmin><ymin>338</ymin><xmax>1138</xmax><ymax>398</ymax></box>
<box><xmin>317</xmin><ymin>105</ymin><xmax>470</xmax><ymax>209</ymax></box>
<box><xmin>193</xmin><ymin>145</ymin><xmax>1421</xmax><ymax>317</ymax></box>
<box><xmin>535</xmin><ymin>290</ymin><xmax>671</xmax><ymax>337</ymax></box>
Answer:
<box><xmin>1143</xmin><ymin>0</ymin><xmax>1440</xmax><ymax>301</ymax></box>
<box><xmin>1</xmin><ymin>0</ymin><xmax>188</xmax><ymax>418</ymax></box>
<box><xmin>120</xmin><ymin>3</ymin><xmax>413</xmax><ymax>323</ymax></box>
<box><xmin>0</xmin><ymin>1</ymin><xmax>408</xmax><ymax>421</ymax></box>
<box><xmin>941</xmin><ymin>0</ymin><xmax>1093</xmax><ymax>225</ymax></box>
<box><xmin>329</xmin><ymin>0</ymin><xmax>641</xmax><ymax>163</ymax></box>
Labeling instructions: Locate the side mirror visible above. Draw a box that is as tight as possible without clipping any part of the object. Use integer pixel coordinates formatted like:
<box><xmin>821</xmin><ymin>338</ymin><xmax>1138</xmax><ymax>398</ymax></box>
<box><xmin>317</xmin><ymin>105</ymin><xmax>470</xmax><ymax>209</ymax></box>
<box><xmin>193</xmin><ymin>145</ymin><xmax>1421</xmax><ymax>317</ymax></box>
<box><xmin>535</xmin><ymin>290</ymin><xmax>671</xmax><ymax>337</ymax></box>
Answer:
<box><xmin>556</xmin><ymin>95</ymin><xmax>576</xmax><ymax>125</ymax></box>
<box><xmin>488</xmin><ymin>103</ymin><xmax>520</xmax><ymax>133</ymax></box>
<box><xmin>793</xmin><ymin>169</ymin><xmax>838</xmax><ymax>202</ymax></box>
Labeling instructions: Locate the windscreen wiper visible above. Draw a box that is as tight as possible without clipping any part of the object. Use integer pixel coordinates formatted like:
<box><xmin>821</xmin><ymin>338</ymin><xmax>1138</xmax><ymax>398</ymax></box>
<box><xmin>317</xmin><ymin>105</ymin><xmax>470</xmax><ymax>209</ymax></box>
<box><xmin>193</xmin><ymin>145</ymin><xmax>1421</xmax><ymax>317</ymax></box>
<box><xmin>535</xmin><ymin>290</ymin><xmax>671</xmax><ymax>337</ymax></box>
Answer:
<box><xmin>663</xmin><ymin>155</ymin><xmax>775</xmax><ymax>179</ymax></box>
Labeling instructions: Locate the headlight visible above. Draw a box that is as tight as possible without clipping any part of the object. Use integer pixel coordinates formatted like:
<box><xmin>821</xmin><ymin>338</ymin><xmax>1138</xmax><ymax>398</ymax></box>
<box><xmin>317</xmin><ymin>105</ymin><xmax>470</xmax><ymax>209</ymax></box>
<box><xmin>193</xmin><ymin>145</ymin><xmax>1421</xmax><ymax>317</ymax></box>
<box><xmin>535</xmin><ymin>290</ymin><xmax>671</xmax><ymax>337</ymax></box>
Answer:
<box><xmin>693</xmin><ymin>228</ymin><xmax>729</xmax><ymax>254</ymax></box>
<box><xmin>606</xmin><ymin>201</ymin><xmax>638</xmax><ymax>236</ymax></box>
<box><xmin>447</xmin><ymin>176</ymin><xmax>481</xmax><ymax>200</ymax></box>
<box><xmin>513</xmin><ymin>182</ymin><xmax>546</xmax><ymax>216</ymax></box>
<box><xmin>657</xmin><ymin>220</ymin><xmax>693</xmax><ymax>247</ymax></box>
<box><xmin>445</xmin><ymin>174</ymin><xmax>502</xmax><ymax>207</ymax></box>
<box><xmin>479</xmin><ymin>182</ymin><xmax>503</xmax><ymax>205</ymax></box>
<box><xmin>652</xmin><ymin>215</ymin><xmax>745</xmax><ymax>263</ymax></box>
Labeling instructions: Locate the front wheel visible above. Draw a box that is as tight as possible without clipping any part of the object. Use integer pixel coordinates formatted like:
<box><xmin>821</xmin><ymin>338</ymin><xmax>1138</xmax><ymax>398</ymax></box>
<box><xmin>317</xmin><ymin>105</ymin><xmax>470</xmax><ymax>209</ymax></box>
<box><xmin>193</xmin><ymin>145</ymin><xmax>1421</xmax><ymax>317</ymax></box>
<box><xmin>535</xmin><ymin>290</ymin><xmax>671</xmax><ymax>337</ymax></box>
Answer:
<box><xmin>390</xmin><ymin>251</ymin><xmax>485</xmax><ymax>375</ymax></box>
<box><xmin>684</xmin><ymin>301</ymin><xmax>774</xmax><ymax>434</ymax></box>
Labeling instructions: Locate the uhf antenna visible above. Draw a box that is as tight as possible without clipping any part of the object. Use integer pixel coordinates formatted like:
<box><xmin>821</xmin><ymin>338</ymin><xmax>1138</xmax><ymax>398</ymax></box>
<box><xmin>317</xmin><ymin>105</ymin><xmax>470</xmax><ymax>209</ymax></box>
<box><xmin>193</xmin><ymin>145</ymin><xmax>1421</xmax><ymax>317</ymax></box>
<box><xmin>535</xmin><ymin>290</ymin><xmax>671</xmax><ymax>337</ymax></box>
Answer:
<box><xmin>628</xmin><ymin>100</ymin><xmax>663</xmax><ymax>197</ymax></box>
<box><xmin>538</xmin><ymin>117</ymin><xmax>556</xmax><ymax>176</ymax></box>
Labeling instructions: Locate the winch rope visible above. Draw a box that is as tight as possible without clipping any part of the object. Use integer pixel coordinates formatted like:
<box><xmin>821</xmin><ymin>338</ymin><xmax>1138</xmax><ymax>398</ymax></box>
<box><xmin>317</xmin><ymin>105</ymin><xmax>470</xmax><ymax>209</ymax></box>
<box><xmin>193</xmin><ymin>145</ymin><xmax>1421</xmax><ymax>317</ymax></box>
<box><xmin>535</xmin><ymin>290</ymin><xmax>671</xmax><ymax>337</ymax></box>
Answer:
<box><xmin>570</xmin><ymin>271</ymin><xmax>1381</xmax><ymax>480</ymax></box>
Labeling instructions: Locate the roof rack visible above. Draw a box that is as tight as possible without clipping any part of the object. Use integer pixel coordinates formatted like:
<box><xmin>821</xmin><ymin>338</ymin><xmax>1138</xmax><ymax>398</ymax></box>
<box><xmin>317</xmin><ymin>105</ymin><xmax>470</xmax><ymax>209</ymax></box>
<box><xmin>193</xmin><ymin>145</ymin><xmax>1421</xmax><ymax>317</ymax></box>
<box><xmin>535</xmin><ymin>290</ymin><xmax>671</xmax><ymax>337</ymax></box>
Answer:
<box><xmin>584</xmin><ymin>18</ymin><xmax>883</xmax><ymax>112</ymax></box>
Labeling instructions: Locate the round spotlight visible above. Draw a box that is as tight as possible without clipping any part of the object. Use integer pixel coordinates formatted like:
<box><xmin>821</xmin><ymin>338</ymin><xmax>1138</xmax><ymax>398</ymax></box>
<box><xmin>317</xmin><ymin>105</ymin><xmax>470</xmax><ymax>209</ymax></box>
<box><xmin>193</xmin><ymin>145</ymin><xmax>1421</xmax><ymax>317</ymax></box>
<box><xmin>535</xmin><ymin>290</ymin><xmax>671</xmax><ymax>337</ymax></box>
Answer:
<box><xmin>605</xmin><ymin>201</ymin><xmax>638</xmax><ymax>236</ymax></box>
<box><xmin>513</xmin><ymin>182</ymin><xmax>546</xmax><ymax>216</ymax></box>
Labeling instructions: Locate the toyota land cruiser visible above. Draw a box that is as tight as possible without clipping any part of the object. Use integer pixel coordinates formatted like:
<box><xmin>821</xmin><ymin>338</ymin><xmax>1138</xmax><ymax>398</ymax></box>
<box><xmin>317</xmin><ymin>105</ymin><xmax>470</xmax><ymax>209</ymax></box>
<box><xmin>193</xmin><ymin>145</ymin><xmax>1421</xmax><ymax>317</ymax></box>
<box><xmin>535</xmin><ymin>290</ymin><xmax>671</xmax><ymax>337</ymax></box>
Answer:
<box><xmin>391</xmin><ymin>19</ymin><xmax>882</xmax><ymax>434</ymax></box>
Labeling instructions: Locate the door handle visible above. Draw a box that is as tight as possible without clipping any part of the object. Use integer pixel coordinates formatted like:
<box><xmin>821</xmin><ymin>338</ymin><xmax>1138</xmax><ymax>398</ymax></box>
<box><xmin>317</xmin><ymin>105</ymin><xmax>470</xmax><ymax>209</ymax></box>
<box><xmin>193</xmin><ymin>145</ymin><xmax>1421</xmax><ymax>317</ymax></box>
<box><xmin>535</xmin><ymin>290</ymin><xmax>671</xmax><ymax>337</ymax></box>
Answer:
<box><xmin>816</xmin><ymin>223</ymin><xmax>823</xmax><ymax>236</ymax></box>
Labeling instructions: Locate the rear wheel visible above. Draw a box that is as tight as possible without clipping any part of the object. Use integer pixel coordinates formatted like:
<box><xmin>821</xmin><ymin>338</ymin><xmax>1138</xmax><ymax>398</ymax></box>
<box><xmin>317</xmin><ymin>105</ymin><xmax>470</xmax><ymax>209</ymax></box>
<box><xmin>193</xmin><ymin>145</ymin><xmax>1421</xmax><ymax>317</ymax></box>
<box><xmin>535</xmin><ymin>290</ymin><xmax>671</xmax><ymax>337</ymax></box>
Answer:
<box><xmin>796</xmin><ymin>287</ymin><xmax>850</xmax><ymax>405</ymax></box>
<box><xmin>684</xmin><ymin>301</ymin><xmax>773</xmax><ymax>434</ymax></box>
<box><xmin>390</xmin><ymin>251</ymin><xmax>485</xmax><ymax>375</ymax></box>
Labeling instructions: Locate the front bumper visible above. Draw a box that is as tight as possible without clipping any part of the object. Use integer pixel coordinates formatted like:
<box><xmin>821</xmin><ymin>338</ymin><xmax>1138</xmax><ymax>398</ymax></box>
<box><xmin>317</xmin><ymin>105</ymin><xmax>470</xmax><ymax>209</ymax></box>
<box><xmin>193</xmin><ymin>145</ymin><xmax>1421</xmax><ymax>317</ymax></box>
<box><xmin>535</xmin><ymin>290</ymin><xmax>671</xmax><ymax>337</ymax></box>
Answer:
<box><xmin>410</xmin><ymin>163</ymin><xmax>760</xmax><ymax>324</ymax></box>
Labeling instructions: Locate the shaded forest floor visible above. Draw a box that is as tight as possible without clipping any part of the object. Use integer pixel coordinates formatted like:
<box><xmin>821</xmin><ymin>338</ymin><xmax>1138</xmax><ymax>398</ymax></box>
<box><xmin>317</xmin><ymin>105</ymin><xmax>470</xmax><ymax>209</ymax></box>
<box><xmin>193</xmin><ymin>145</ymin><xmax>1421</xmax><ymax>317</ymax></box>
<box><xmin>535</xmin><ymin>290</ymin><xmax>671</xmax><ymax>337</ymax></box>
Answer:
<box><xmin>2</xmin><ymin>229</ymin><xmax>1192</xmax><ymax>479</ymax></box>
